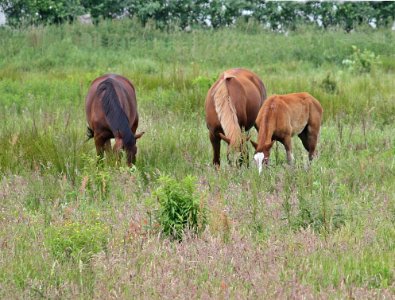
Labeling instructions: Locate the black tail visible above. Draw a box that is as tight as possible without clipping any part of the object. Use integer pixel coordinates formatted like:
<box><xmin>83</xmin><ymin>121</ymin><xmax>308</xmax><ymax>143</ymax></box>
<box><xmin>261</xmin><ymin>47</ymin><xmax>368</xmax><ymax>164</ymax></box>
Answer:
<box><xmin>97</xmin><ymin>78</ymin><xmax>135</xmax><ymax>148</ymax></box>
<box><xmin>86</xmin><ymin>126</ymin><xmax>94</xmax><ymax>140</ymax></box>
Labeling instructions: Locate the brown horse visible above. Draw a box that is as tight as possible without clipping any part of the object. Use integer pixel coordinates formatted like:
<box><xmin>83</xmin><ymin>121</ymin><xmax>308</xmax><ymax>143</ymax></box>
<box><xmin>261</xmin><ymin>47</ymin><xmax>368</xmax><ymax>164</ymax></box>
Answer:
<box><xmin>205</xmin><ymin>68</ymin><xmax>266</xmax><ymax>166</ymax></box>
<box><xmin>85</xmin><ymin>74</ymin><xmax>144</xmax><ymax>166</ymax></box>
<box><xmin>251</xmin><ymin>92</ymin><xmax>323</xmax><ymax>173</ymax></box>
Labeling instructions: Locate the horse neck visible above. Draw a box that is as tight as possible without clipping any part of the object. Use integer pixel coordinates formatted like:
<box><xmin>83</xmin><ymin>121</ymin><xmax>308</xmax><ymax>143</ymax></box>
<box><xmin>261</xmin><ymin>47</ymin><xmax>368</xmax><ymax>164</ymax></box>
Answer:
<box><xmin>257</xmin><ymin>108</ymin><xmax>274</xmax><ymax>153</ymax></box>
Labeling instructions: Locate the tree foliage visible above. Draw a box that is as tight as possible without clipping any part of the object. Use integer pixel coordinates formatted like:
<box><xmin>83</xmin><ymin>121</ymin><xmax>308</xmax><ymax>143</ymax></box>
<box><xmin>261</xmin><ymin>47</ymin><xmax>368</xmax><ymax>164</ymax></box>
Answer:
<box><xmin>1</xmin><ymin>0</ymin><xmax>394</xmax><ymax>31</ymax></box>
<box><xmin>0</xmin><ymin>0</ymin><xmax>84</xmax><ymax>26</ymax></box>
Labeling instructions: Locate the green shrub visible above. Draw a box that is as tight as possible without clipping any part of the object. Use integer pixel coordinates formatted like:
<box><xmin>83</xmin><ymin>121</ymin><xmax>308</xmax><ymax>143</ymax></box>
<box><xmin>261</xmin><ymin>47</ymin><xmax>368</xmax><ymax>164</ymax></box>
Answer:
<box><xmin>342</xmin><ymin>45</ymin><xmax>381</xmax><ymax>73</ymax></box>
<box><xmin>45</xmin><ymin>220</ymin><xmax>109</xmax><ymax>263</ymax></box>
<box><xmin>192</xmin><ymin>75</ymin><xmax>217</xmax><ymax>90</ymax></box>
<box><xmin>152</xmin><ymin>175</ymin><xmax>206</xmax><ymax>240</ymax></box>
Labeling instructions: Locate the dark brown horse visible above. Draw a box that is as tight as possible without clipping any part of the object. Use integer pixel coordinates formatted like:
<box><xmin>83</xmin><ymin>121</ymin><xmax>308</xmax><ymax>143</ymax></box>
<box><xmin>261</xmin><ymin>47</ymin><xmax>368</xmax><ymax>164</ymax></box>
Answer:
<box><xmin>85</xmin><ymin>74</ymin><xmax>144</xmax><ymax>166</ymax></box>
<box><xmin>251</xmin><ymin>92</ymin><xmax>323</xmax><ymax>173</ymax></box>
<box><xmin>205</xmin><ymin>68</ymin><xmax>266</xmax><ymax>166</ymax></box>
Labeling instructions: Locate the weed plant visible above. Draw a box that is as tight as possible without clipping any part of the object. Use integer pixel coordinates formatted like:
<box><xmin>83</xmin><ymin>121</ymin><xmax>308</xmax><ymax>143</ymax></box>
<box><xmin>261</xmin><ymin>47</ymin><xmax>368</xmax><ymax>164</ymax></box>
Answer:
<box><xmin>151</xmin><ymin>175</ymin><xmax>206</xmax><ymax>240</ymax></box>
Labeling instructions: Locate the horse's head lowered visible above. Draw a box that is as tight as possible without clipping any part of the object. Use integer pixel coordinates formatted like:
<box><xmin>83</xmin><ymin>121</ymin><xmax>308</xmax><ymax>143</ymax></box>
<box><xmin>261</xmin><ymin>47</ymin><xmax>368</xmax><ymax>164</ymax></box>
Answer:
<box><xmin>114</xmin><ymin>131</ymin><xmax>145</xmax><ymax>165</ymax></box>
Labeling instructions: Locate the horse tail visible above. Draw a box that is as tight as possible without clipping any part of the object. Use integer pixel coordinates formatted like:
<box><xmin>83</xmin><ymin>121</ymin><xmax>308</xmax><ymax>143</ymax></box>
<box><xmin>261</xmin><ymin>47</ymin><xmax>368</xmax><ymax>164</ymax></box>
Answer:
<box><xmin>97</xmin><ymin>78</ymin><xmax>135</xmax><ymax>148</ymax></box>
<box><xmin>86</xmin><ymin>126</ymin><xmax>94</xmax><ymax>140</ymax></box>
<box><xmin>212</xmin><ymin>72</ymin><xmax>241</xmax><ymax>147</ymax></box>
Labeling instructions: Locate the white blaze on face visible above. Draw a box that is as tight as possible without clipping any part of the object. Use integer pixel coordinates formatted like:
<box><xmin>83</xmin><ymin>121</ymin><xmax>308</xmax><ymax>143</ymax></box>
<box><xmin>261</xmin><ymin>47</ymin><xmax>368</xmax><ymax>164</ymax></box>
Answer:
<box><xmin>254</xmin><ymin>152</ymin><xmax>265</xmax><ymax>174</ymax></box>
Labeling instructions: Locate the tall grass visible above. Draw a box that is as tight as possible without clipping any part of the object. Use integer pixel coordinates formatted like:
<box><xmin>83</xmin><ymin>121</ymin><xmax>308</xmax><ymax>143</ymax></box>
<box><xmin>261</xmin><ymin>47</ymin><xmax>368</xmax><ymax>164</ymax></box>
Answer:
<box><xmin>0</xmin><ymin>21</ymin><xmax>394</xmax><ymax>298</ymax></box>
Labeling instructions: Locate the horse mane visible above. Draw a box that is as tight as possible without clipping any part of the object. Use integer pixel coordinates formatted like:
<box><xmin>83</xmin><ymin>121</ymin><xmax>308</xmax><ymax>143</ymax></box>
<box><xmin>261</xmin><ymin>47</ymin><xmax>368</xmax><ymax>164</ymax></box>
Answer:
<box><xmin>212</xmin><ymin>73</ymin><xmax>241</xmax><ymax>147</ymax></box>
<box><xmin>257</xmin><ymin>96</ymin><xmax>278</xmax><ymax>150</ymax></box>
<box><xmin>97</xmin><ymin>78</ymin><xmax>135</xmax><ymax>149</ymax></box>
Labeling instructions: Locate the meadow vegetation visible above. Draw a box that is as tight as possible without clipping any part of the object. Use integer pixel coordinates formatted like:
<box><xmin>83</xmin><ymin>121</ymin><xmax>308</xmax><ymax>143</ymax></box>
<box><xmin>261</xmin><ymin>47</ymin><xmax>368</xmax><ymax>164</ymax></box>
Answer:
<box><xmin>0</xmin><ymin>20</ymin><xmax>394</xmax><ymax>298</ymax></box>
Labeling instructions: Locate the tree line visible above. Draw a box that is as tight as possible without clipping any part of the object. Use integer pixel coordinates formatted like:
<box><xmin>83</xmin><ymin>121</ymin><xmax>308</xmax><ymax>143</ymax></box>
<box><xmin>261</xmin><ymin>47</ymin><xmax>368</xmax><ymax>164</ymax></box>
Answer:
<box><xmin>1</xmin><ymin>0</ymin><xmax>394</xmax><ymax>31</ymax></box>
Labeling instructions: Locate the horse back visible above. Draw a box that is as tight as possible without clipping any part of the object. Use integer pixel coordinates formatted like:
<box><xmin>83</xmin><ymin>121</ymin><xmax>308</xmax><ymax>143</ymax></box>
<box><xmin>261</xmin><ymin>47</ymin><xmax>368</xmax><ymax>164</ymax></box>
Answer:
<box><xmin>86</xmin><ymin>74</ymin><xmax>138</xmax><ymax>132</ymax></box>
<box><xmin>228</xmin><ymin>68</ymin><xmax>267</xmax><ymax>102</ymax></box>
<box><xmin>258</xmin><ymin>93</ymin><xmax>323</xmax><ymax>137</ymax></box>
<box><xmin>229</xmin><ymin>76</ymin><xmax>262</xmax><ymax>129</ymax></box>
<box><xmin>205</xmin><ymin>68</ymin><xmax>265</xmax><ymax>132</ymax></box>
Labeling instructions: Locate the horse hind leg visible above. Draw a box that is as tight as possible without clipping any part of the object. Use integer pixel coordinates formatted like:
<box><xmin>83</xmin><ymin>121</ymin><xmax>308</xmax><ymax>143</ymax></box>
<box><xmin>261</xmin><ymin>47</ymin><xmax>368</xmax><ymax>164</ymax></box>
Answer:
<box><xmin>299</xmin><ymin>125</ymin><xmax>319</xmax><ymax>161</ymax></box>
<box><xmin>210</xmin><ymin>132</ymin><xmax>221</xmax><ymax>167</ymax></box>
<box><xmin>298</xmin><ymin>126</ymin><xmax>310</xmax><ymax>152</ymax></box>
<box><xmin>307</xmin><ymin>129</ymin><xmax>319</xmax><ymax>161</ymax></box>
<box><xmin>282</xmin><ymin>135</ymin><xmax>294</xmax><ymax>165</ymax></box>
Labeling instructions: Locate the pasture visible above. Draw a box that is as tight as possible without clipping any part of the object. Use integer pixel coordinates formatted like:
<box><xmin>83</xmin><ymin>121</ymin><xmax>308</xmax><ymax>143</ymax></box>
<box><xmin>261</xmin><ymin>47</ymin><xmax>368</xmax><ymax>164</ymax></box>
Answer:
<box><xmin>0</xmin><ymin>20</ymin><xmax>394</xmax><ymax>298</ymax></box>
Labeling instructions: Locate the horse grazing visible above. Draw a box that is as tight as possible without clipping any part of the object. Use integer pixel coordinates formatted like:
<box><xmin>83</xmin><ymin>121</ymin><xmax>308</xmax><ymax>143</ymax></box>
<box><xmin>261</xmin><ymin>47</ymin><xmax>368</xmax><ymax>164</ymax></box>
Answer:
<box><xmin>205</xmin><ymin>68</ymin><xmax>266</xmax><ymax>166</ymax></box>
<box><xmin>85</xmin><ymin>74</ymin><xmax>144</xmax><ymax>166</ymax></box>
<box><xmin>251</xmin><ymin>92</ymin><xmax>323</xmax><ymax>173</ymax></box>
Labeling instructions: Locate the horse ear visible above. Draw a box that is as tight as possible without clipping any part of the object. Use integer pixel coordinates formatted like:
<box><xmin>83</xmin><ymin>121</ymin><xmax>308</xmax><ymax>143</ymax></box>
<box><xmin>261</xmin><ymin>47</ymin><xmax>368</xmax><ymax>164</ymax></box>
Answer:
<box><xmin>250</xmin><ymin>140</ymin><xmax>258</xmax><ymax>150</ymax></box>
<box><xmin>135</xmin><ymin>131</ymin><xmax>145</xmax><ymax>139</ymax></box>
<box><xmin>219</xmin><ymin>133</ymin><xmax>231</xmax><ymax>144</ymax></box>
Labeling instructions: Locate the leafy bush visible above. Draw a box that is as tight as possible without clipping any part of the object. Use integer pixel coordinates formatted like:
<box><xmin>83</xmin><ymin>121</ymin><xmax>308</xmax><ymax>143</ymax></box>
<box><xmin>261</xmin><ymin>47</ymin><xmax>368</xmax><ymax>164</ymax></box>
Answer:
<box><xmin>192</xmin><ymin>75</ymin><xmax>217</xmax><ymax>90</ymax></box>
<box><xmin>45</xmin><ymin>220</ymin><xmax>109</xmax><ymax>263</ymax></box>
<box><xmin>152</xmin><ymin>175</ymin><xmax>206</xmax><ymax>240</ymax></box>
<box><xmin>342</xmin><ymin>45</ymin><xmax>381</xmax><ymax>73</ymax></box>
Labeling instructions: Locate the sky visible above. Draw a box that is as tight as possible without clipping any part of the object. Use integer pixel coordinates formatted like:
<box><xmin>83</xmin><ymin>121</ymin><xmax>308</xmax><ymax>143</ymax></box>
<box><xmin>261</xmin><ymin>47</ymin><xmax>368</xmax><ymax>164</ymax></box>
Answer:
<box><xmin>0</xmin><ymin>9</ymin><xmax>5</xmax><ymax>25</ymax></box>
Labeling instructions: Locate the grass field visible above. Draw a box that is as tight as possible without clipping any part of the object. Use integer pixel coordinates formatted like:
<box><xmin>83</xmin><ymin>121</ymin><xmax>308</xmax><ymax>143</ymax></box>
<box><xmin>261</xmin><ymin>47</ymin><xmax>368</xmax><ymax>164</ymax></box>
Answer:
<box><xmin>0</xmin><ymin>20</ymin><xmax>395</xmax><ymax>298</ymax></box>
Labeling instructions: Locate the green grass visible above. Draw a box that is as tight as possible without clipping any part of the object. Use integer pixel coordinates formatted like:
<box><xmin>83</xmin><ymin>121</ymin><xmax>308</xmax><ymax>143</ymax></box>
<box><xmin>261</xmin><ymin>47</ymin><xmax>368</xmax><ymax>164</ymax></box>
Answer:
<box><xmin>0</xmin><ymin>20</ymin><xmax>394</xmax><ymax>298</ymax></box>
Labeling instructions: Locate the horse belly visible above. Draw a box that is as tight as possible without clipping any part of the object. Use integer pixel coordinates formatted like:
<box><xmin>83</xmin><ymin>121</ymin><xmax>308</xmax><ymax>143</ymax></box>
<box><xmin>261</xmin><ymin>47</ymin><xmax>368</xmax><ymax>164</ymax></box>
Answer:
<box><xmin>292</xmin><ymin>122</ymin><xmax>307</xmax><ymax>136</ymax></box>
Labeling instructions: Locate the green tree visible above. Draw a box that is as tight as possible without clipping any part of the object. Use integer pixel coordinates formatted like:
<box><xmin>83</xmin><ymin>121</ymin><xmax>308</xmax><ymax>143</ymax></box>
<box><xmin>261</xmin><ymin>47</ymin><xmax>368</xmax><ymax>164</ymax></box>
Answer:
<box><xmin>372</xmin><ymin>1</ymin><xmax>395</xmax><ymax>27</ymax></box>
<box><xmin>335</xmin><ymin>2</ymin><xmax>375</xmax><ymax>32</ymax></box>
<box><xmin>1</xmin><ymin>0</ymin><xmax>394</xmax><ymax>30</ymax></box>
<box><xmin>80</xmin><ymin>0</ymin><xmax>128</xmax><ymax>20</ymax></box>
<box><xmin>126</xmin><ymin>0</ymin><xmax>168</xmax><ymax>27</ymax></box>
<box><xmin>0</xmin><ymin>0</ymin><xmax>83</xmax><ymax>26</ymax></box>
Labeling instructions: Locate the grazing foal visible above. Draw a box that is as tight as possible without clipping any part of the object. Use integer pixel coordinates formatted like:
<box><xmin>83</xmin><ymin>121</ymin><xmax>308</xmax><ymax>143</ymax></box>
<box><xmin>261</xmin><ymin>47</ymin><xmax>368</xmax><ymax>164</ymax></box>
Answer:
<box><xmin>251</xmin><ymin>92</ymin><xmax>323</xmax><ymax>173</ymax></box>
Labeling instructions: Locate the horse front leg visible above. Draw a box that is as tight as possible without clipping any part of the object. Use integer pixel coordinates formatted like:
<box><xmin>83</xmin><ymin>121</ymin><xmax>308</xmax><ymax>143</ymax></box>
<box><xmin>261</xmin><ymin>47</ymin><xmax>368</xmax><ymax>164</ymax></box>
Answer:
<box><xmin>282</xmin><ymin>136</ymin><xmax>294</xmax><ymax>165</ymax></box>
<box><xmin>94</xmin><ymin>135</ymin><xmax>109</xmax><ymax>165</ymax></box>
<box><xmin>113</xmin><ymin>137</ymin><xmax>123</xmax><ymax>164</ymax></box>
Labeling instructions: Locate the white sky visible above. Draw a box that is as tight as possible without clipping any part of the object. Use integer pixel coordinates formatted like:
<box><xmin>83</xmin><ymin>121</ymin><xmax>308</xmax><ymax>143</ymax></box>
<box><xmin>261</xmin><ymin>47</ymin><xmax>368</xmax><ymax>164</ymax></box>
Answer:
<box><xmin>0</xmin><ymin>9</ymin><xmax>5</xmax><ymax>25</ymax></box>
